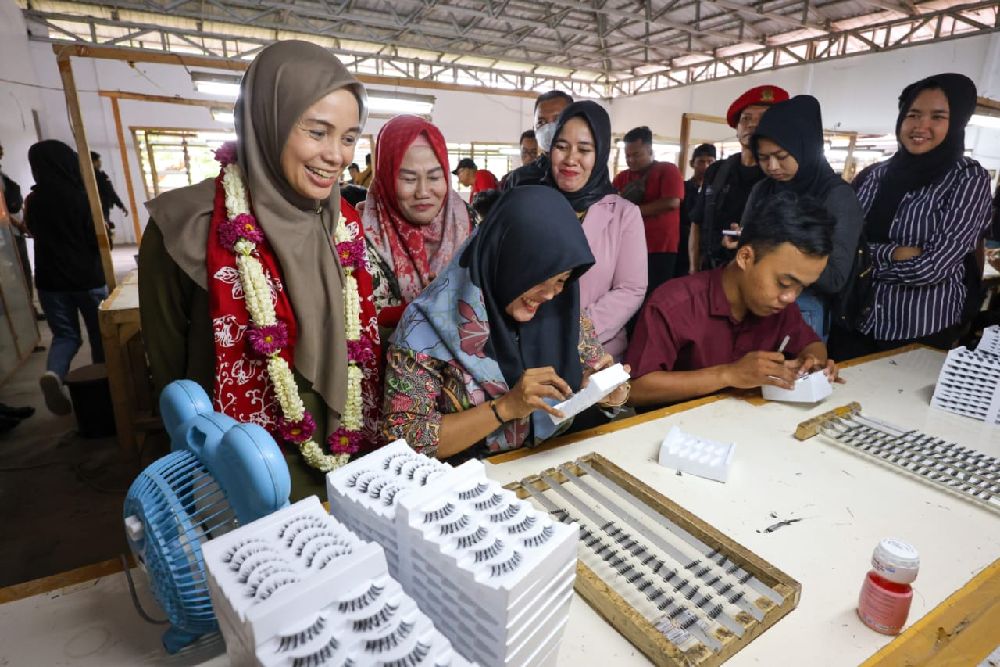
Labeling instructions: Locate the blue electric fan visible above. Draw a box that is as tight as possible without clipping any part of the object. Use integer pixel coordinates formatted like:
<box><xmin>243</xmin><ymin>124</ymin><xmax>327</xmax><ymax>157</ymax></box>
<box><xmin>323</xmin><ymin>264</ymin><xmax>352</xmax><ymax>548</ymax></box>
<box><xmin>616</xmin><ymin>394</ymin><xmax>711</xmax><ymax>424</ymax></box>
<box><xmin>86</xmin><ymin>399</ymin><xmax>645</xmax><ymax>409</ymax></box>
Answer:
<box><xmin>123</xmin><ymin>380</ymin><xmax>291</xmax><ymax>653</ymax></box>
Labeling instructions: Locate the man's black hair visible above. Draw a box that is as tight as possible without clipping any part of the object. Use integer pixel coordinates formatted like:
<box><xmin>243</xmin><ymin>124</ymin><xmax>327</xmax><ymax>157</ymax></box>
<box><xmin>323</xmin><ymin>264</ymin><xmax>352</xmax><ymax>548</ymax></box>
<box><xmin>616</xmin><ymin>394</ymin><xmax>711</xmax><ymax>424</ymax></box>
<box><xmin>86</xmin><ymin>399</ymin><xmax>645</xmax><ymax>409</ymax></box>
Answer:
<box><xmin>519</xmin><ymin>129</ymin><xmax>536</xmax><ymax>143</ymax></box>
<box><xmin>348</xmin><ymin>163</ymin><xmax>360</xmax><ymax>171</ymax></box>
<box><xmin>365</xmin><ymin>153</ymin><xmax>371</xmax><ymax>165</ymax></box>
<box><xmin>739</xmin><ymin>191</ymin><xmax>834</xmax><ymax>259</ymax></box>
<box><xmin>533</xmin><ymin>90</ymin><xmax>574</xmax><ymax>111</ymax></box>
<box><xmin>622</xmin><ymin>126</ymin><xmax>653</xmax><ymax>145</ymax></box>
<box><xmin>471</xmin><ymin>189</ymin><xmax>502</xmax><ymax>220</ymax></box>
<box><xmin>90</xmin><ymin>151</ymin><xmax>101</xmax><ymax>162</ymax></box>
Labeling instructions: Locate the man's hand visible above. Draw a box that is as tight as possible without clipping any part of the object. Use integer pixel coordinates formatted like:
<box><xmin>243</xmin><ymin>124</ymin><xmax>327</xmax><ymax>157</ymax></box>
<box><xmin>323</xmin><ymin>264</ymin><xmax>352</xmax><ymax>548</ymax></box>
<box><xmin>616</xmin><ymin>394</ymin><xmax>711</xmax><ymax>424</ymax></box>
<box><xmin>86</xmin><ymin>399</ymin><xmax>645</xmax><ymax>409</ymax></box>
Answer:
<box><xmin>722</xmin><ymin>351</ymin><xmax>796</xmax><ymax>390</ymax></box>
<box><xmin>794</xmin><ymin>354</ymin><xmax>845</xmax><ymax>384</ymax></box>
<box><xmin>891</xmin><ymin>246</ymin><xmax>922</xmax><ymax>261</ymax></box>
<box><xmin>721</xmin><ymin>223</ymin><xmax>740</xmax><ymax>250</ymax></box>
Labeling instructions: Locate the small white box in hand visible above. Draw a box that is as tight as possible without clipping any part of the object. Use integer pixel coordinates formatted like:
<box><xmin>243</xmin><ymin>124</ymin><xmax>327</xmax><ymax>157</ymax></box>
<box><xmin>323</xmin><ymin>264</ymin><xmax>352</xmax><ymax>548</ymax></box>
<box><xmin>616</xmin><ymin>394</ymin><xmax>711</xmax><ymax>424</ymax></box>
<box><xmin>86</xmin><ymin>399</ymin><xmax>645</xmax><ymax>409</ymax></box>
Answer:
<box><xmin>761</xmin><ymin>370</ymin><xmax>833</xmax><ymax>403</ymax></box>
<box><xmin>549</xmin><ymin>363</ymin><xmax>630</xmax><ymax>425</ymax></box>
<box><xmin>658</xmin><ymin>425</ymin><xmax>735</xmax><ymax>483</ymax></box>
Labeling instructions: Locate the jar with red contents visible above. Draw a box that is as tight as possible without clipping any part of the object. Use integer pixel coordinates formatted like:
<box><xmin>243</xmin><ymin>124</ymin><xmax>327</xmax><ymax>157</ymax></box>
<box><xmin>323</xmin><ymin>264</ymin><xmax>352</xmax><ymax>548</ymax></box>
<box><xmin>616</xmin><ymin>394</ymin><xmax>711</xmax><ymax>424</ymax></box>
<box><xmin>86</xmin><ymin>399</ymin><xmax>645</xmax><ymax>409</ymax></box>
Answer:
<box><xmin>857</xmin><ymin>538</ymin><xmax>920</xmax><ymax>635</ymax></box>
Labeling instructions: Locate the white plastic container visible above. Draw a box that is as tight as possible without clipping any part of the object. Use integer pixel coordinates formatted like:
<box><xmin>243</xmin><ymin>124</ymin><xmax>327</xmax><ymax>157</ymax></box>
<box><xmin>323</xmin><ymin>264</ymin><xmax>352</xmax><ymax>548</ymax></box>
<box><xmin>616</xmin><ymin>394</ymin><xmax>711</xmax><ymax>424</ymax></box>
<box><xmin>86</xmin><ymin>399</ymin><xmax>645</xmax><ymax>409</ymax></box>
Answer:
<box><xmin>761</xmin><ymin>370</ymin><xmax>833</xmax><ymax>404</ymax></box>
<box><xmin>549</xmin><ymin>363</ymin><xmax>630</xmax><ymax>425</ymax></box>
<box><xmin>657</xmin><ymin>425</ymin><xmax>735</xmax><ymax>483</ymax></box>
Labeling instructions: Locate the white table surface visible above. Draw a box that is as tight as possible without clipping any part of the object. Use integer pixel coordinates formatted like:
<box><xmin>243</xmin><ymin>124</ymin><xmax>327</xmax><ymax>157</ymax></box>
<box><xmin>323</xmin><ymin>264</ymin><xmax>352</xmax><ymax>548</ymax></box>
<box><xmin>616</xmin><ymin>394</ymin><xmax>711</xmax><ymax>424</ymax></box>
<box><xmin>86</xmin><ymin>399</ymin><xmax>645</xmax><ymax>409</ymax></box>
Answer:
<box><xmin>1</xmin><ymin>348</ymin><xmax>997</xmax><ymax>667</ymax></box>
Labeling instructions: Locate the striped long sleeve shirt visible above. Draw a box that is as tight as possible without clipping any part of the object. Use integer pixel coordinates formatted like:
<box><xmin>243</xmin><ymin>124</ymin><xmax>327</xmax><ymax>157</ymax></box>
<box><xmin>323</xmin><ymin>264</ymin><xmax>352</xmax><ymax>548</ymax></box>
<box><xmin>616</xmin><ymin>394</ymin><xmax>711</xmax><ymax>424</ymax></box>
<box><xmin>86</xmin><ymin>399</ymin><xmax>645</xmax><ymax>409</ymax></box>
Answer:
<box><xmin>856</xmin><ymin>157</ymin><xmax>992</xmax><ymax>341</ymax></box>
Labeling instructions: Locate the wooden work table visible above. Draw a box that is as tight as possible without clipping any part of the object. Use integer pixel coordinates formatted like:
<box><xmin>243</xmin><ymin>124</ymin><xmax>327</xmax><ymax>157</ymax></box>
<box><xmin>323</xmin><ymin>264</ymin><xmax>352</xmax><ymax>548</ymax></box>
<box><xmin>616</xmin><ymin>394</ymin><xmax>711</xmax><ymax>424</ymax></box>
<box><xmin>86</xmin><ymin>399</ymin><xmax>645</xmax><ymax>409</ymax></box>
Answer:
<box><xmin>0</xmin><ymin>347</ymin><xmax>997</xmax><ymax>666</ymax></box>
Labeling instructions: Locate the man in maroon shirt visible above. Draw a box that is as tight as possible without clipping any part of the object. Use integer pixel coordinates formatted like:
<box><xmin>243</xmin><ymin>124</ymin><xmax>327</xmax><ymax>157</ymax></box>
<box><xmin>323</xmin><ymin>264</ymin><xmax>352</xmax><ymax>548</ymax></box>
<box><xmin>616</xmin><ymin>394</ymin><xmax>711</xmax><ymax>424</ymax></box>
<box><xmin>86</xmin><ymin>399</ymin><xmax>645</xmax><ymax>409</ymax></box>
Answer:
<box><xmin>613</xmin><ymin>125</ymin><xmax>685</xmax><ymax>295</ymax></box>
<box><xmin>627</xmin><ymin>192</ymin><xmax>842</xmax><ymax>407</ymax></box>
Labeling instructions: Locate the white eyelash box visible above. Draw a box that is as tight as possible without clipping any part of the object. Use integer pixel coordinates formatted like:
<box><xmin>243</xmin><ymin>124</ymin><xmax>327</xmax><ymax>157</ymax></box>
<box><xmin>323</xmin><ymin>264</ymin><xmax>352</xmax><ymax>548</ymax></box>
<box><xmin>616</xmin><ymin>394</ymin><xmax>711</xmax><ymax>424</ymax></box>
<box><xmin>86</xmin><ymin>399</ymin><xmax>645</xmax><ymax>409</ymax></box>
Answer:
<box><xmin>658</xmin><ymin>425</ymin><xmax>735</xmax><ymax>484</ymax></box>
<box><xmin>202</xmin><ymin>496</ymin><xmax>470</xmax><ymax>667</ymax></box>
<box><xmin>761</xmin><ymin>369</ymin><xmax>833</xmax><ymax>404</ymax></box>
<box><xmin>550</xmin><ymin>363</ymin><xmax>630</xmax><ymax>425</ymax></box>
<box><xmin>327</xmin><ymin>440</ymin><xmax>580</xmax><ymax>666</ymax></box>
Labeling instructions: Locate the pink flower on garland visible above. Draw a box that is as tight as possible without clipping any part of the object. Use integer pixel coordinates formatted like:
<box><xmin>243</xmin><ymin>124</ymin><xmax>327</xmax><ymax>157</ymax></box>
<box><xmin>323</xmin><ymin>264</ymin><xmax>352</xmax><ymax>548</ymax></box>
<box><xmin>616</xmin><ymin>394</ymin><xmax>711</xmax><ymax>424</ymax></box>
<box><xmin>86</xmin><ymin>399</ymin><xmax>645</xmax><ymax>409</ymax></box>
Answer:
<box><xmin>247</xmin><ymin>322</ymin><xmax>288</xmax><ymax>356</ymax></box>
<box><xmin>329</xmin><ymin>428</ymin><xmax>362</xmax><ymax>455</ymax></box>
<box><xmin>277</xmin><ymin>411</ymin><xmax>316</xmax><ymax>444</ymax></box>
<box><xmin>347</xmin><ymin>339</ymin><xmax>375</xmax><ymax>365</ymax></box>
<box><xmin>232</xmin><ymin>213</ymin><xmax>264</xmax><ymax>244</ymax></box>
<box><xmin>217</xmin><ymin>219</ymin><xmax>242</xmax><ymax>251</ymax></box>
<box><xmin>214</xmin><ymin>142</ymin><xmax>238</xmax><ymax>166</ymax></box>
<box><xmin>337</xmin><ymin>238</ymin><xmax>366</xmax><ymax>271</ymax></box>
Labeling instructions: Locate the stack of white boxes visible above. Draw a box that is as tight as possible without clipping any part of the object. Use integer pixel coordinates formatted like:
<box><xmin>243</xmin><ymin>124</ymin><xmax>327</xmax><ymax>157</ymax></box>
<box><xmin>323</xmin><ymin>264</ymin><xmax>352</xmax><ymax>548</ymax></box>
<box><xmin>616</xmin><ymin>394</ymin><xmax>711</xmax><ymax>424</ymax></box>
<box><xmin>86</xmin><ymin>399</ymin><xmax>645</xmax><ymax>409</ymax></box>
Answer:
<box><xmin>327</xmin><ymin>440</ymin><xmax>579</xmax><ymax>667</ymax></box>
<box><xmin>202</xmin><ymin>496</ymin><xmax>471</xmax><ymax>667</ymax></box>
<box><xmin>931</xmin><ymin>330</ymin><xmax>1000</xmax><ymax>425</ymax></box>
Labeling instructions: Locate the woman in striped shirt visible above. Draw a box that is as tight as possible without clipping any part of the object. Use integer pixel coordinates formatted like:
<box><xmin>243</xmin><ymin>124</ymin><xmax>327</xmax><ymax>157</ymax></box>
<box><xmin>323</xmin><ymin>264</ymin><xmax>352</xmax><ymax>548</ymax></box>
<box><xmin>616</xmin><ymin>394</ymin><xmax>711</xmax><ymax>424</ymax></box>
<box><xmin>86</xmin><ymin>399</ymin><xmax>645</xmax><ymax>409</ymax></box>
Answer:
<box><xmin>830</xmin><ymin>73</ymin><xmax>993</xmax><ymax>360</ymax></box>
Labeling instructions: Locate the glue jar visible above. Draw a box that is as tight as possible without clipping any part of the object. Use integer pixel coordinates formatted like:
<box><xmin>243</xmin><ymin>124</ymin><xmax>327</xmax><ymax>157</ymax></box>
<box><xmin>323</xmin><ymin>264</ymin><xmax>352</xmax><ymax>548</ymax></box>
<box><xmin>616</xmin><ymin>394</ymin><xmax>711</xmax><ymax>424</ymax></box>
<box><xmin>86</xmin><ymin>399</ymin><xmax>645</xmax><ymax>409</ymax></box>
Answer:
<box><xmin>857</xmin><ymin>538</ymin><xmax>920</xmax><ymax>635</ymax></box>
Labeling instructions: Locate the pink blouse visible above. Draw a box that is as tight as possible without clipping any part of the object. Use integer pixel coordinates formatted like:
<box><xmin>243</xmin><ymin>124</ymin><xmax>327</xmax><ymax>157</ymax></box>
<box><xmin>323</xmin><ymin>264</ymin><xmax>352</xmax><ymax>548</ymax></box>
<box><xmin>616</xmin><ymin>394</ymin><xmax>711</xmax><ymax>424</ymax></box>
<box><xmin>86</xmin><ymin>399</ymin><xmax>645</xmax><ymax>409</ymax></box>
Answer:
<box><xmin>579</xmin><ymin>194</ymin><xmax>648</xmax><ymax>360</ymax></box>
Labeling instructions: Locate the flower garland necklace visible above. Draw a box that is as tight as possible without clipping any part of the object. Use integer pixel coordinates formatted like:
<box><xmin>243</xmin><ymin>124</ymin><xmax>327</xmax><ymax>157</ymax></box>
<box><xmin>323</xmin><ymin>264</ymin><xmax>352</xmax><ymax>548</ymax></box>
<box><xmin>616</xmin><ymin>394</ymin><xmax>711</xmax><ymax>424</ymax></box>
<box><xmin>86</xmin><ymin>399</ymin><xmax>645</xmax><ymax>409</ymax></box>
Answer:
<box><xmin>213</xmin><ymin>143</ymin><xmax>371</xmax><ymax>472</ymax></box>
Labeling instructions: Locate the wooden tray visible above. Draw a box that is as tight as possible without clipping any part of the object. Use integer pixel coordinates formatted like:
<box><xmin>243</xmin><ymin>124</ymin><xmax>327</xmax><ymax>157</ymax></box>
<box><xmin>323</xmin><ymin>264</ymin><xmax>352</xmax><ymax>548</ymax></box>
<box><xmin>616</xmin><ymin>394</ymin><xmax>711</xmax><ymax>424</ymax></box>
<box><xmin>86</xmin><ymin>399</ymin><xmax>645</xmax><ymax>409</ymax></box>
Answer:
<box><xmin>505</xmin><ymin>452</ymin><xmax>800</xmax><ymax>666</ymax></box>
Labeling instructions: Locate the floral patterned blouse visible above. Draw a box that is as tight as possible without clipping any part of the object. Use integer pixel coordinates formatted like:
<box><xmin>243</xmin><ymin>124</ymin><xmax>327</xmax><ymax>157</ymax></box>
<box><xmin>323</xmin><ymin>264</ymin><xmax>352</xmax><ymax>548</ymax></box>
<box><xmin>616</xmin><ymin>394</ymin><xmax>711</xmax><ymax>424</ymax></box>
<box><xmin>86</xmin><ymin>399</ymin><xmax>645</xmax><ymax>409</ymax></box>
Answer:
<box><xmin>382</xmin><ymin>315</ymin><xmax>605</xmax><ymax>459</ymax></box>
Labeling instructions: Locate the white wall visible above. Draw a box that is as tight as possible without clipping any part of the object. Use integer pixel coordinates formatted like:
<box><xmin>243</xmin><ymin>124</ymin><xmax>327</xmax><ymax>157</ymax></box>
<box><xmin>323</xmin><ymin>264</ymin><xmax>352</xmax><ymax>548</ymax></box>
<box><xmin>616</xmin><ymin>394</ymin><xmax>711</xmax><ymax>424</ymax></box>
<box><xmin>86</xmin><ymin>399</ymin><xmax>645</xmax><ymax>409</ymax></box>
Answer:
<box><xmin>609</xmin><ymin>33</ymin><xmax>1000</xmax><ymax>171</ymax></box>
<box><xmin>0</xmin><ymin>0</ymin><xmax>45</xmax><ymax>200</ymax></box>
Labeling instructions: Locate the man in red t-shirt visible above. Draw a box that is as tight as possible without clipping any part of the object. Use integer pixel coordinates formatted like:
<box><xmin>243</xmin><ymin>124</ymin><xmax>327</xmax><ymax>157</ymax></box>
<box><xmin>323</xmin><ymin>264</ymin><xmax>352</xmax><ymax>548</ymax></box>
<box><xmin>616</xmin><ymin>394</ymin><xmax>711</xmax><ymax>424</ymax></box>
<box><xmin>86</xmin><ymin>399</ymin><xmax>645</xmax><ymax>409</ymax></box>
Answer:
<box><xmin>612</xmin><ymin>126</ymin><xmax>684</xmax><ymax>295</ymax></box>
<box><xmin>626</xmin><ymin>192</ymin><xmax>842</xmax><ymax>408</ymax></box>
<box><xmin>453</xmin><ymin>158</ymin><xmax>499</xmax><ymax>199</ymax></box>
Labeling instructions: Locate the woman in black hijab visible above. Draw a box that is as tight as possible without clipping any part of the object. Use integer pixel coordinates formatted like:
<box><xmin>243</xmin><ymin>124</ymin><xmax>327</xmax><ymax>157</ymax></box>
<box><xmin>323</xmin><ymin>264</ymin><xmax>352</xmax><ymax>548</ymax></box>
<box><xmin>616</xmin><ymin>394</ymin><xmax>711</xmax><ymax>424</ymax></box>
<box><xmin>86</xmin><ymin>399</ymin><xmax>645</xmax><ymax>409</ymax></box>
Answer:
<box><xmin>743</xmin><ymin>94</ymin><xmax>865</xmax><ymax>341</ymax></box>
<box><xmin>544</xmin><ymin>100</ymin><xmax>647</xmax><ymax>362</ymax></box>
<box><xmin>24</xmin><ymin>140</ymin><xmax>108</xmax><ymax>415</ymax></box>
<box><xmin>383</xmin><ymin>186</ymin><xmax>628</xmax><ymax>460</ymax></box>
<box><xmin>831</xmin><ymin>73</ymin><xmax>992</xmax><ymax>359</ymax></box>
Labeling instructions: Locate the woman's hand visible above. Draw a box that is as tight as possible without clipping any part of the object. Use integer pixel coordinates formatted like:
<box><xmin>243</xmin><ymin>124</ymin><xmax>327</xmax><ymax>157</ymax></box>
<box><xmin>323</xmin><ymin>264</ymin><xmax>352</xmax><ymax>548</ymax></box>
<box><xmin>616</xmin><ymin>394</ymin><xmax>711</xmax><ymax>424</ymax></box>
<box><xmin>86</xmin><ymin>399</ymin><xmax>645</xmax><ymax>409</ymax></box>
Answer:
<box><xmin>496</xmin><ymin>366</ymin><xmax>572</xmax><ymax>421</ymax></box>
<box><xmin>891</xmin><ymin>246</ymin><xmax>922</xmax><ymax>261</ymax></box>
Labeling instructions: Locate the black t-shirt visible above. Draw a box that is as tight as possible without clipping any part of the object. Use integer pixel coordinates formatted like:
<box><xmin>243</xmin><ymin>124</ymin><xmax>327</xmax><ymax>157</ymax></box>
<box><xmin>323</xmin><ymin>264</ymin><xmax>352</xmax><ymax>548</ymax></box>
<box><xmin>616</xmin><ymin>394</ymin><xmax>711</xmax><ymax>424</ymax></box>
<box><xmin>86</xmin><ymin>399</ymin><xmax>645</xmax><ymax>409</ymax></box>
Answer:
<box><xmin>691</xmin><ymin>154</ymin><xmax>764</xmax><ymax>266</ymax></box>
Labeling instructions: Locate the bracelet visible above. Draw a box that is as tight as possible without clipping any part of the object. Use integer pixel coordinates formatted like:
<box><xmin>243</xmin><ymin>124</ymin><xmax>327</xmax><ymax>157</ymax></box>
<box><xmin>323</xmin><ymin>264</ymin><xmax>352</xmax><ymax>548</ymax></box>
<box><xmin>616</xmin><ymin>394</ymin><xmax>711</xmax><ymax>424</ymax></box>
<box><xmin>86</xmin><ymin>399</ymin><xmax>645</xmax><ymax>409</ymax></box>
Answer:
<box><xmin>489</xmin><ymin>399</ymin><xmax>505</xmax><ymax>425</ymax></box>
<box><xmin>601</xmin><ymin>382</ymin><xmax>631</xmax><ymax>409</ymax></box>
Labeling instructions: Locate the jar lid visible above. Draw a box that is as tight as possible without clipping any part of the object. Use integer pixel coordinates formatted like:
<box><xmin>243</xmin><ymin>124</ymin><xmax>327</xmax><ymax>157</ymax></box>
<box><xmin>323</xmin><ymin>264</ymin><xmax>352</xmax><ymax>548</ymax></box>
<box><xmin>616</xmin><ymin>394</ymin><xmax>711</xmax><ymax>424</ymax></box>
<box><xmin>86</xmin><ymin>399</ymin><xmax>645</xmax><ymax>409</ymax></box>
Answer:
<box><xmin>871</xmin><ymin>538</ymin><xmax>920</xmax><ymax>584</ymax></box>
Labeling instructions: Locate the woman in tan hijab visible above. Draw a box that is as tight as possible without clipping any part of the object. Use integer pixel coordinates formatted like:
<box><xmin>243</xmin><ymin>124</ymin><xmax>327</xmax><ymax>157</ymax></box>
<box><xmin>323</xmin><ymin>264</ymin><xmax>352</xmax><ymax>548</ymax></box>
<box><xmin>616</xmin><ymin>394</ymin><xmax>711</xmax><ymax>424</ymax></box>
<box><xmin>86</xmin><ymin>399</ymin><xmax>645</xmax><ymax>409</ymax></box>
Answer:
<box><xmin>139</xmin><ymin>40</ymin><xmax>380</xmax><ymax>498</ymax></box>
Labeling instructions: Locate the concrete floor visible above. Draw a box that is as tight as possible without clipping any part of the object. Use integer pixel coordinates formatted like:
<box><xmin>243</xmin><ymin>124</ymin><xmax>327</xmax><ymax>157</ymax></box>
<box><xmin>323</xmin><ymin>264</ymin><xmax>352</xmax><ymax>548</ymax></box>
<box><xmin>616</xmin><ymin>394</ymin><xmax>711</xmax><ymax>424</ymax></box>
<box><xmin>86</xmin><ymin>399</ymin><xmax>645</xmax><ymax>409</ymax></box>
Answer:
<box><xmin>0</xmin><ymin>245</ymin><xmax>160</xmax><ymax>588</ymax></box>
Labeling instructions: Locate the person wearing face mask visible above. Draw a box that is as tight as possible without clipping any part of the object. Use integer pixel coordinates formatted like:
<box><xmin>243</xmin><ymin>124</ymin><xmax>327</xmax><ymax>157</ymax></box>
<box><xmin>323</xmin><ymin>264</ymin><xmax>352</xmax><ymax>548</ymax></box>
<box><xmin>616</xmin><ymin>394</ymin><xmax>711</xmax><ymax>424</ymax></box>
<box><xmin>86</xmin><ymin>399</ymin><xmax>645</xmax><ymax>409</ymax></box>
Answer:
<box><xmin>361</xmin><ymin>115</ymin><xmax>475</xmax><ymax>331</ymax></box>
<box><xmin>742</xmin><ymin>95</ymin><xmax>865</xmax><ymax>341</ymax></box>
<box><xmin>382</xmin><ymin>186</ymin><xmax>628</xmax><ymax>460</ymax></box>
<box><xmin>613</xmin><ymin>126</ymin><xmax>685</xmax><ymax>295</ymax></box>
<box><xmin>828</xmin><ymin>73</ymin><xmax>993</xmax><ymax>359</ymax></box>
<box><xmin>501</xmin><ymin>90</ymin><xmax>573</xmax><ymax>191</ymax></box>
<box><xmin>689</xmin><ymin>85</ymin><xmax>789</xmax><ymax>272</ymax></box>
<box><xmin>627</xmin><ymin>192</ymin><xmax>841</xmax><ymax>408</ymax></box>
<box><xmin>139</xmin><ymin>41</ymin><xmax>381</xmax><ymax>497</ymax></box>
<box><xmin>547</xmin><ymin>102</ymin><xmax>647</xmax><ymax>362</ymax></box>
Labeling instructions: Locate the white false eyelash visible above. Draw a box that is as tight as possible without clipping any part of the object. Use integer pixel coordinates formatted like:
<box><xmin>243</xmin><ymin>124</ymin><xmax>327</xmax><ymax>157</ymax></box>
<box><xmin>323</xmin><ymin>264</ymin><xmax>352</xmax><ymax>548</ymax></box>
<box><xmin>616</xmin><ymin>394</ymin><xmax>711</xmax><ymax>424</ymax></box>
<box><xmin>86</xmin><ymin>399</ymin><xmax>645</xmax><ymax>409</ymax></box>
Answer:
<box><xmin>363</xmin><ymin>620</ymin><xmax>414</xmax><ymax>654</ymax></box>
<box><xmin>291</xmin><ymin>635</ymin><xmax>338</xmax><ymax>667</ymax></box>
<box><xmin>368</xmin><ymin>478</ymin><xmax>392</xmax><ymax>499</ymax></box>
<box><xmin>397</xmin><ymin>459</ymin><xmax>426</xmax><ymax>480</ymax></box>
<box><xmin>381</xmin><ymin>485</ymin><xmax>401</xmax><ymax>506</ymax></box>
<box><xmin>278</xmin><ymin>516</ymin><xmax>326</xmax><ymax>541</ymax></box>
<box><xmin>506</xmin><ymin>515</ymin><xmax>537</xmax><ymax>534</ymax></box>
<box><xmin>414</xmin><ymin>465</ymin><xmax>439</xmax><ymax>486</ymax></box>
<box><xmin>311</xmin><ymin>546</ymin><xmax>355</xmax><ymax>570</ymax></box>
<box><xmin>357</xmin><ymin>472</ymin><xmax>389</xmax><ymax>495</ymax></box>
<box><xmin>352</xmin><ymin>470</ymin><xmax>380</xmax><ymax>491</ymax></box>
<box><xmin>237</xmin><ymin>551</ymin><xmax>287</xmax><ymax>583</ymax></box>
<box><xmin>422</xmin><ymin>502</ymin><xmax>455</xmax><ymax>523</ymax></box>
<box><xmin>407</xmin><ymin>462</ymin><xmax>436</xmax><ymax>481</ymax></box>
<box><xmin>291</xmin><ymin>528</ymin><xmax>338</xmax><ymax>556</ymax></box>
<box><xmin>301</xmin><ymin>537</ymin><xmax>351</xmax><ymax>566</ymax></box>
<box><xmin>241</xmin><ymin>560</ymin><xmax>295</xmax><ymax>587</ymax></box>
<box><xmin>457</xmin><ymin>482</ymin><xmax>489</xmax><ymax>500</ymax></box>
<box><xmin>228</xmin><ymin>542</ymin><xmax>278</xmax><ymax>571</ymax></box>
<box><xmin>222</xmin><ymin>538</ymin><xmax>265</xmax><ymax>563</ymax></box>
<box><xmin>351</xmin><ymin>603</ymin><xmax>398</xmax><ymax>632</ymax></box>
<box><xmin>345</xmin><ymin>470</ymin><xmax>364</xmax><ymax>487</ymax></box>
<box><xmin>380</xmin><ymin>641</ymin><xmax>429</xmax><ymax>667</ymax></box>
<box><xmin>473</xmin><ymin>493</ymin><xmax>504</xmax><ymax>511</ymax></box>
<box><xmin>455</xmin><ymin>526</ymin><xmax>488</xmax><ymax>549</ymax></box>
<box><xmin>489</xmin><ymin>551</ymin><xmax>523</xmax><ymax>577</ymax></box>
<box><xmin>338</xmin><ymin>583</ymin><xmax>384</xmax><ymax>612</ymax></box>
<box><xmin>382</xmin><ymin>452</ymin><xmax>413</xmax><ymax>471</ymax></box>
<box><xmin>473</xmin><ymin>538</ymin><xmax>504</xmax><ymax>562</ymax></box>
<box><xmin>522</xmin><ymin>525</ymin><xmax>554</xmax><ymax>548</ymax></box>
<box><xmin>277</xmin><ymin>614</ymin><xmax>328</xmax><ymax>652</ymax></box>
<box><xmin>488</xmin><ymin>503</ymin><xmax>520</xmax><ymax>523</ymax></box>
<box><xmin>252</xmin><ymin>572</ymin><xmax>299</xmax><ymax>601</ymax></box>
<box><xmin>438</xmin><ymin>515</ymin><xmax>471</xmax><ymax>536</ymax></box>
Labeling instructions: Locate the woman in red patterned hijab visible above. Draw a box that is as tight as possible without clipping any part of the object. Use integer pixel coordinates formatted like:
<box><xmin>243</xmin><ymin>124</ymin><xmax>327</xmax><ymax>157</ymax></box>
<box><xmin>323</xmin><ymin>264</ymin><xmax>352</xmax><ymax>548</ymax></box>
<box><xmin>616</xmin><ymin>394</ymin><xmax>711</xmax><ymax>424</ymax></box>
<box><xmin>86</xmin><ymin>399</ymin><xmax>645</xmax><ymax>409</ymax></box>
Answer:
<box><xmin>361</xmin><ymin>115</ymin><xmax>474</xmax><ymax>328</ymax></box>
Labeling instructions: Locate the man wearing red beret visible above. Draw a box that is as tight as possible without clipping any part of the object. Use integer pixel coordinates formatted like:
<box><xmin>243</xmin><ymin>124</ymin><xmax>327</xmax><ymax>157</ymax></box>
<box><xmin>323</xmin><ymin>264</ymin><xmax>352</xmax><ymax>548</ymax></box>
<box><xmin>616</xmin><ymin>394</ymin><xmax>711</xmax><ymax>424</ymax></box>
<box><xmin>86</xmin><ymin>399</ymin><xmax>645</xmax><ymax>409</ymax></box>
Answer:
<box><xmin>689</xmin><ymin>84</ymin><xmax>789</xmax><ymax>272</ymax></box>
